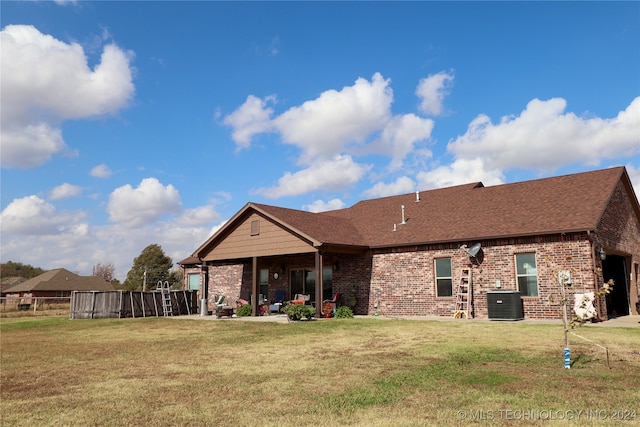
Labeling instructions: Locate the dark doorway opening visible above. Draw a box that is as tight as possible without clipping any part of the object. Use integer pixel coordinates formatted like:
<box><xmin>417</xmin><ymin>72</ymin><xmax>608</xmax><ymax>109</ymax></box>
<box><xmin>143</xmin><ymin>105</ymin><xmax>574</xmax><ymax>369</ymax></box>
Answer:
<box><xmin>602</xmin><ymin>254</ymin><xmax>629</xmax><ymax>317</ymax></box>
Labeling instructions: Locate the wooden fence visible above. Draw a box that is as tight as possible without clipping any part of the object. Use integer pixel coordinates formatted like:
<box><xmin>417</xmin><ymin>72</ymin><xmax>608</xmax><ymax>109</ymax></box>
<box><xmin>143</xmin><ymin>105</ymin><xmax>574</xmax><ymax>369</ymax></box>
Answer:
<box><xmin>69</xmin><ymin>290</ymin><xmax>198</xmax><ymax>319</ymax></box>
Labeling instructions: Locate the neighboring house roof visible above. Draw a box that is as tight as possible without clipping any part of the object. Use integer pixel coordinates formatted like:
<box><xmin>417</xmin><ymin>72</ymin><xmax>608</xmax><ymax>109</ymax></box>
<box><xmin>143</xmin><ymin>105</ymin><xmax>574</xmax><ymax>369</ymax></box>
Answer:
<box><xmin>6</xmin><ymin>268</ymin><xmax>114</xmax><ymax>293</ymax></box>
<box><xmin>1</xmin><ymin>277</ymin><xmax>26</xmax><ymax>294</ymax></box>
<box><xmin>190</xmin><ymin>166</ymin><xmax>638</xmax><ymax>260</ymax></box>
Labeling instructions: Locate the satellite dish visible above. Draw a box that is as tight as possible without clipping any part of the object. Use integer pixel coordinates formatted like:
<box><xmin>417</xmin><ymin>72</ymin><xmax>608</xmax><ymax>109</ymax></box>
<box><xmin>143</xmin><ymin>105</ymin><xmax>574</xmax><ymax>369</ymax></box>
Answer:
<box><xmin>467</xmin><ymin>243</ymin><xmax>482</xmax><ymax>258</ymax></box>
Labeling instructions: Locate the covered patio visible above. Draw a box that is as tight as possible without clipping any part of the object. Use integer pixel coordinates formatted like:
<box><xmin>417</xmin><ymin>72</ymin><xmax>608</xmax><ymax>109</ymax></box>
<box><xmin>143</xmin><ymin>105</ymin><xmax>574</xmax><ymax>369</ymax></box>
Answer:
<box><xmin>179</xmin><ymin>202</ymin><xmax>371</xmax><ymax>318</ymax></box>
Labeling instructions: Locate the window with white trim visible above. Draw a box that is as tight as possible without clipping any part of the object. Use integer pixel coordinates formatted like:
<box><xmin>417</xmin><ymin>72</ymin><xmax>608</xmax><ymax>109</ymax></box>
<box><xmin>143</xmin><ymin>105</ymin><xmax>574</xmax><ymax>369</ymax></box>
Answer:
<box><xmin>435</xmin><ymin>258</ymin><xmax>453</xmax><ymax>297</ymax></box>
<box><xmin>515</xmin><ymin>253</ymin><xmax>538</xmax><ymax>296</ymax></box>
<box><xmin>187</xmin><ymin>273</ymin><xmax>200</xmax><ymax>291</ymax></box>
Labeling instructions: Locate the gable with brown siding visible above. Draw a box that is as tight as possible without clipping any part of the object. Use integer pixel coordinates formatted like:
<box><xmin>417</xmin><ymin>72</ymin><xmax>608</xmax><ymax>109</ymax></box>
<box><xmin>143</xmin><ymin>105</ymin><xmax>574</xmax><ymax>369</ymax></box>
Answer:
<box><xmin>202</xmin><ymin>211</ymin><xmax>318</xmax><ymax>261</ymax></box>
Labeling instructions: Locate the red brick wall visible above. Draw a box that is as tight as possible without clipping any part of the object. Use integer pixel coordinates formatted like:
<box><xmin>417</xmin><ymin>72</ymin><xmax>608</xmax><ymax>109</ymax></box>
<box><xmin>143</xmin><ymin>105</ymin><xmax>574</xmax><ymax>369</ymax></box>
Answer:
<box><xmin>184</xmin><ymin>234</ymin><xmax>621</xmax><ymax>319</ymax></box>
<box><xmin>363</xmin><ymin>238</ymin><xmax>598</xmax><ymax>319</ymax></box>
<box><xmin>596</xmin><ymin>180</ymin><xmax>640</xmax><ymax>315</ymax></box>
<box><xmin>208</xmin><ymin>263</ymin><xmax>244</xmax><ymax>307</ymax></box>
<box><xmin>330</xmin><ymin>253</ymin><xmax>372</xmax><ymax>314</ymax></box>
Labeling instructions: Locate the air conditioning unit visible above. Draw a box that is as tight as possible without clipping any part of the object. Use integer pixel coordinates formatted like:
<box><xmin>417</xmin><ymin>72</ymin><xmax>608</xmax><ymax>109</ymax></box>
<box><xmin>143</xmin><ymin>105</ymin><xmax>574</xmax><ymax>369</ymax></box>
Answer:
<box><xmin>487</xmin><ymin>291</ymin><xmax>523</xmax><ymax>320</ymax></box>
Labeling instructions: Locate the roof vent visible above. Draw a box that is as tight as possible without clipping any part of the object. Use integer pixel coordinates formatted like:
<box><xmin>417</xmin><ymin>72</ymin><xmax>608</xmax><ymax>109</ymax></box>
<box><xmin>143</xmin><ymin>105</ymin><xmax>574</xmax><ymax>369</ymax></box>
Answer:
<box><xmin>415</xmin><ymin>191</ymin><xmax>420</xmax><ymax>202</ymax></box>
<box><xmin>400</xmin><ymin>205</ymin><xmax>406</xmax><ymax>224</ymax></box>
<box><xmin>393</xmin><ymin>224</ymin><xmax>397</xmax><ymax>232</ymax></box>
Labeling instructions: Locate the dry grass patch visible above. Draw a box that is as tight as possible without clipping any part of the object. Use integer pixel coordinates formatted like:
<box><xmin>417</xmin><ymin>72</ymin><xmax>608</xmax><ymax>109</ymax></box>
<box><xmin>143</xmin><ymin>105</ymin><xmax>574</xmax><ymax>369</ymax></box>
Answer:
<box><xmin>1</xmin><ymin>316</ymin><xmax>638</xmax><ymax>426</ymax></box>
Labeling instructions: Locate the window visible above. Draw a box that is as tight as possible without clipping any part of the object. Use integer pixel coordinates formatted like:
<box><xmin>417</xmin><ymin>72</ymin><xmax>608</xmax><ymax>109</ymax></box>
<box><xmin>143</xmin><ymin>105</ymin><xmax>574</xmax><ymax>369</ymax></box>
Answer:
<box><xmin>259</xmin><ymin>269</ymin><xmax>269</xmax><ymax>301</ymax></box>
<box><xmin>322</xmin><ymin>267</ymin><xmax>333</xmax><ymax>300</ymax></box>
<box><xmin>515</xmin><ymin>253</ymin><xmax>538</xmax><ymax>296</ymax></box>
<box><xmin>187</xmin><ymin>273</ymin><xmax>200</xmax><ymax>291</ymax></box>
<box><xmin>435</xmin><ymin>258</ymin><xmax>453</xmax><ymax>297</ymax></box>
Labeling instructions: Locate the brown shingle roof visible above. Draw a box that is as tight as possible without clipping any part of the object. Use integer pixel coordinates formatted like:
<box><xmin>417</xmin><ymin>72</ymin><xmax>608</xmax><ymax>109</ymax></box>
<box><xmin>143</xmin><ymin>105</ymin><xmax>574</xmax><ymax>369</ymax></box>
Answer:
<box><xmin>331</xmin><ymin>166</ymin><xmax>628</xmax><ymax>246</ymax></box>
<box><xmin>1</xmin><ymin>277</ymin><xmax>26</xmax><ymax>294</ymax></box>
<box><xmin>177</xmin><ymin>256</ymin><xmax>200</xmax><ymax>266</ymax></box>
<box><xmin>193</xmin><ymin>166</ymin><xmax>636</xmax><ymax>256</ymax></box>
<box><xmin>251</xmin><ymin>203</ymin><xmax>368</xmax><ymax>246</ymax></box>
<box><xmin>7</xmin><ymin>268</ymin><xmax>114</xmax><ymax>293</ymax></box>
<box><xmin>263</xmin><ymin>166</ymin><xmax>632</xmax><ymax>247</ymax></box>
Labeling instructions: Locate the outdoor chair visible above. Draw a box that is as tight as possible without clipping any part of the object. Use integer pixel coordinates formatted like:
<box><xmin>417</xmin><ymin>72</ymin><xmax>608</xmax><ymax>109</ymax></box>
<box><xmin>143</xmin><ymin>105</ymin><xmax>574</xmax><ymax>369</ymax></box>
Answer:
<box><xmin>291</xmin><ymin>294</ymin><xmax>310</xmax><ymax>305</ymax></box>
<box><xmin>322</xmin><ymin>292</ymin><xmax>341</xmax><ymax>317</ymax></box>
<box><xmin>250</xmin><ymin>294</ymin><xmax>270</xmax><ymax>315</ymax></box>
<box><xmin>215</xmin><ymin>295</ymin><xmax>226</xmax><ymax>307</ymax></box>
<box><xmin>270</xmin><ymin>290</ymin><xmax>285</xmax><ymax>313</ymax></box>
<box><xmin>215</xmin><ymin>295</ymin><xmax>234</xmax><ymax>318</ymax></box>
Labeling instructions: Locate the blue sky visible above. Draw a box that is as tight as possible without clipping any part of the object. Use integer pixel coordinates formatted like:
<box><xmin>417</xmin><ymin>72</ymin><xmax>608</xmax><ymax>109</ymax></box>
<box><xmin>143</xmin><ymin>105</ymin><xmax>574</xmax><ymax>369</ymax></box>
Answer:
<box><xmin>1</xmin><ymin>1</ymin><xmax>639</xmax><ymax>281</ymax></box>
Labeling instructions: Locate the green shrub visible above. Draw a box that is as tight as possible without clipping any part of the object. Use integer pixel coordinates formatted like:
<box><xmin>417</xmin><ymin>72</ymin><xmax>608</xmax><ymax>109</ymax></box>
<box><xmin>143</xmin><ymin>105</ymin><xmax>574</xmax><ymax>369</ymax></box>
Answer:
<box><xmin>235</xmin><ymin>304</ymin><xmax>252</xmax><ymax>317</ymax></box>
<box><xmin>282</xmin><ymin>303</ymin><xmax>315</xmax><ymax>320</ymax></box>
<box><xmin>334</xmin><ymin>306</ymin><xmax>354</xmax><ymax>318</ymax></box>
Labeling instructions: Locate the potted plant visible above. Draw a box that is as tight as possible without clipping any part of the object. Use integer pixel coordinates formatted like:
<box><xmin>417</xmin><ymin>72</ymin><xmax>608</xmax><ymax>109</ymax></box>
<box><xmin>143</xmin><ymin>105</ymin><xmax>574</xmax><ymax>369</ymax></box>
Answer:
<box><xmin>346</xmin><ymin>284</ymin><xmax>358</xmax><ymax>310</ymax></box>
<box><xmin>322</xmin><ymin>301</ymin><xmax>334</xmax><ymax>318</ymax></box>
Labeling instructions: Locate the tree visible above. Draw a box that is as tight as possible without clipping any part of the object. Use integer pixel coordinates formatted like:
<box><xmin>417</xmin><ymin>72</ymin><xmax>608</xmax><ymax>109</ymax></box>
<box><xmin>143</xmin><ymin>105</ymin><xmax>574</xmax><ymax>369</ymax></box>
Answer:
<box><xmin>1</xmin><ymin>261</ymin><xmax>46</xmax><ymax>278</ymax></box>
<box><xmin>93</xmin><ymin>262</ymin><xmax>115</xmax><ymax>282</ymax></box>
<box><xmin>123</xmin><ymin>244</ymin><xmax>173</xmax><ymax>291</ymax></box>
<box><xmin>168</xmin><ymin>267</ymin><xmax>184</xmax><ymax>290</ymax></box>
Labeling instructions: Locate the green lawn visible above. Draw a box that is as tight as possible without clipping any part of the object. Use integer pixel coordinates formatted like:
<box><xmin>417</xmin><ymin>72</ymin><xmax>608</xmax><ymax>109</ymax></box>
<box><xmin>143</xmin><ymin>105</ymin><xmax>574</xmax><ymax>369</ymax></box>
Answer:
<box><xmin>1</xmin><ymin>316</ymin><xmax>638</xmax><ymax>426</ymax></box>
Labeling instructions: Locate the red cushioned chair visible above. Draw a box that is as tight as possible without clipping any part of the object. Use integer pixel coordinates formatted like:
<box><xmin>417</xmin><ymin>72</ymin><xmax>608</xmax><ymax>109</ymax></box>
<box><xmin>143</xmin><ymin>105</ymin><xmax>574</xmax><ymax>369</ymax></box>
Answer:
<box><xmin>322</xmin><ymin>292</ymin><xmax>341</xmax><ymax>317</ymax></box>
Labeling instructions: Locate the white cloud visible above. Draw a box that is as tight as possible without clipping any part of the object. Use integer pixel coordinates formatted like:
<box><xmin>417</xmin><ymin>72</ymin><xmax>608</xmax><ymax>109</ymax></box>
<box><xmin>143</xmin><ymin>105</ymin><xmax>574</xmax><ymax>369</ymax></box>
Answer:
<box><xmin>448</xmin><ymin>97</ymin><xmax>640</xmax><ymax>172</ymax></box>
<box><xmin>626</xmin><ymin>164</ymin><xmax>640</xmax><ymax>201</ymax></box>
<box><xmin>223</xmin><ymin>95</ymin><xmax>276</xmax><ymax>149</ymax></box>
<box><xmin>363</xmin><ymin>176</ymin><xmax>416</xmax><ymax>198</ymax></box>
<box><xmin>368</xmin><ymin>114</ymin><xmax>434</xmax><ymax>171</ymax></box>
<box><xmin>416</xmin><ymin>70</ymin><xmax>454</xmax><ymax>116</ymax></box>
<box><xmin>107</xmin><ymin>178</ymin><xmax>182</xmax><ymax>227</ymax></box>
<box><xmin>1</xmin><ymin>216</ymin><xmax>212</xmax><ymax>282</ymax></box>
<box><xmin>0</xmin><ymin>195</ymin><xmax>87</xmax><ymax>235</ymax></box>
<box><xmin>303</xmin><ymin>199</ymin><xmax>346</xmax><ymax>213</ymax></box>
<box><xmin>0</xmin><ymin>123</ymin><xmax>67</xmax><ymax>168</ymax></box>
<box><xmin>225</xmin><ymin>73</ymin><xmax>394</xmax><ymax>163</ymax></box>
<box><xmin>177</xmin><ymin>205</ymin><xmax>220</xmax><ymax>226</ymax></box>
<box><xmin>273</xmin><ymin>73</ymin><xmax>393</xmax><ymax>164</ymax></box>
<box><xmin>225</xmin><ymin>73</ymin><xmax>433</xmax><ymax>198</ymax></box>
<box><xmin>208</xmin><ymin>219</ymin><xmax>228</xmax><ymax>239</ymax></box>
<box><xmin>416</xmin><ymin>158</ymin><xmax>505</xmax><ymax>190</ymax></box>
<box><xmin>253</xmin><ymin>155</ymin><xmax>370</xmax><ymax>198</ymax></box>
<box><xmin>1</xmin><ymin>193</ymin><xmax>220</xmax><ymax>281</ymax></box>
<box><xmin>50</xmin><ymin>183</ymin><xmax>82</xmax><ymax>200</ymax></box>
<box><xmin>0</xmin><ymin>25</ymin><xmax>135</xmax><ymax>168</ymax></box>
<box><xmin>90</xmin><ymin>164</ymin><xmax>113</xmax><ymax>178</ymax></box>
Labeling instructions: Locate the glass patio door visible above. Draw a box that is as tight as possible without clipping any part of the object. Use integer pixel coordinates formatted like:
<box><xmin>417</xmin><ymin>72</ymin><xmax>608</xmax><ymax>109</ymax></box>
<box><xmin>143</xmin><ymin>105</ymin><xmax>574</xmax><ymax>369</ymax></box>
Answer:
<box><xmin>290</xmin><ymin>268</ymin><xmax>333</xmax><ymax>305</ymax></box>
<box><xmin>290</xmin><ymin>269</ymin><xmax>315</xmax><ymax>303</ymax></box>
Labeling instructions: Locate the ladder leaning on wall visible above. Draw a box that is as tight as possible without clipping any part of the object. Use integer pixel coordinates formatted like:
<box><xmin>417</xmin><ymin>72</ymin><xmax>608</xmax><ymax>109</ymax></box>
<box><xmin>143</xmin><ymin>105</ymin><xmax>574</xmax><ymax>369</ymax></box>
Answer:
<box><xmin>157</xmin><ymin>280</ymin><xmax>173</xmax><ymax>317</ymax></box>
<box><xmin>453</xmin><ymin>267</ymin><xmax>472</xmax><ymax>319</ymax></box>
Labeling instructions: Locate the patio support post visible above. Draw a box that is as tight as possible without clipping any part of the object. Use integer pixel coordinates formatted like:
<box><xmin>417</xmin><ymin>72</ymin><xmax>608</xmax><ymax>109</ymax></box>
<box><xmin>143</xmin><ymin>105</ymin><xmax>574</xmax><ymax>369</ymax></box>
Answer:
<box><xmin>315</xmin><ymin>252</ymin><xmax>323</xmax><ymax>318</ymax></box>
<box><xmin>252</xmin><ymin>256</ymin><xmax>258</xmax><ymax>317</ymax></box>
<box><xmin>201</xmin><ymin>263</ymin><xmax>208</xmax><ymax>306</ymax></box>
